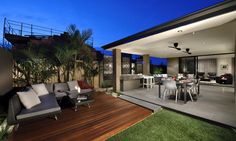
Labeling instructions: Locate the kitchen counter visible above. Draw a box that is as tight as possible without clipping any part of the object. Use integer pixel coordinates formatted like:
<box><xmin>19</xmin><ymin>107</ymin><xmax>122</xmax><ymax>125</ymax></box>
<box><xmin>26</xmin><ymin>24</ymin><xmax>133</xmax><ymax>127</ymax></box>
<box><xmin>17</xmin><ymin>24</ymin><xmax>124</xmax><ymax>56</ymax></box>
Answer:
<box><xmin>120</xmin><ymin>74</ymin><xmax>143</xmax><ymax>91</ymax></box>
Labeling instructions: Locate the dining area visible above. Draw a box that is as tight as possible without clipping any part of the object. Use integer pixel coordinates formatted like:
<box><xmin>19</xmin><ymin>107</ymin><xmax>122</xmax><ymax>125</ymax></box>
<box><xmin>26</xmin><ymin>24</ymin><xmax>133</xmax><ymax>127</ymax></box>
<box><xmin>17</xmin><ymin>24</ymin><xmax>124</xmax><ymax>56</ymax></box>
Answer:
<box><xmin>120</xmin><ymin>74</ymin><xmax>236</xmax><ymax>127</ymax></box>
<box><xmin>142</xmin><ymin>74</ymin><xmax>200</xmax><ymax>104</ymax></box>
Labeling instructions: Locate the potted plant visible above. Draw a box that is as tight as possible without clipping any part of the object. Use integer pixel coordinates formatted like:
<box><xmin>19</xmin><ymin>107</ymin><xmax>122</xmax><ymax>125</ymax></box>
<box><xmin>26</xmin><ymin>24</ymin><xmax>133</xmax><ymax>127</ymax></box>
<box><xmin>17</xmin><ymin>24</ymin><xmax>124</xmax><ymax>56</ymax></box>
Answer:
<box><xmin>0</xmin><ymin>118</ymin><xmax>14</xmax><ymax>141</ymax></box>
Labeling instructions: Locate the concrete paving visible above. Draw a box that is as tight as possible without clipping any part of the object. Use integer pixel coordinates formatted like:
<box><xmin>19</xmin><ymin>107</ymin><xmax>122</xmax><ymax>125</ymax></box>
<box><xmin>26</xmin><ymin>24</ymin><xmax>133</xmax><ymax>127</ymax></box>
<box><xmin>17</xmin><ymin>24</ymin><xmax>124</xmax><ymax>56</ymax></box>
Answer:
<box><xmin>119</xmin><ymin>95</ymin><xmax>162</xmax><ymax>113</ymax></box>
<box><xmin>121</xmin><ymin>85</ymin><xmax>236</xmax><ymax>128</ymax></box>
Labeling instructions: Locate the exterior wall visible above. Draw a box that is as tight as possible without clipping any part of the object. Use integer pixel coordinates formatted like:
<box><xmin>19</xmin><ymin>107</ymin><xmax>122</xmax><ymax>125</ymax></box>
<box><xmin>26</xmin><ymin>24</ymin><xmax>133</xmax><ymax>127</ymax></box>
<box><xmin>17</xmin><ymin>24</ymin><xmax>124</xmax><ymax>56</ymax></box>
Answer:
<box><xmin>217</xmin><ymin>58</ymin><xmax>233</xmax><ymax>76</ymax></box>
<box><xmin>0</xmin><ymin>47</ymin><xmax>13</xmax><ymax>96</ymax></box>
<box><xmin>143</xmin><ymin>54</ymin><xmax>150</xmax><ymax>75</ymax></box>
<box><xmin>167</xmin><ymin>58</ymin><xmax>179</xmax><ymax>76</ymax></box>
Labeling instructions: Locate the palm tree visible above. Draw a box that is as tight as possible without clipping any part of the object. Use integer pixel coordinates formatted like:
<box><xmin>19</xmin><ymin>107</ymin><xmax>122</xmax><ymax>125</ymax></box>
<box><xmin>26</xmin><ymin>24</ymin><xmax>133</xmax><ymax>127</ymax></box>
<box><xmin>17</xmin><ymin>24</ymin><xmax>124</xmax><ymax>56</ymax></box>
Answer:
<box><xmin>67</xmin><ymin>24</ymin><xmax>93</xmax><ymax>80</ymax></box>
<box><xmin>54</xmin><ymin>44</ymin><xmax>75</xmax><ymax>82</ymax></box>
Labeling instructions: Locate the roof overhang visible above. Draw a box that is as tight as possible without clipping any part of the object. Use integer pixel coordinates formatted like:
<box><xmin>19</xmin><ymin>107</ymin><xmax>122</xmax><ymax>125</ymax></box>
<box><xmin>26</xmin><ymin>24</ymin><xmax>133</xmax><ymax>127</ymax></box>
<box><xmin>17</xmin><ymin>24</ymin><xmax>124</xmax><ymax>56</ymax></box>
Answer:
<box><xmin>102</xmin><ymin>1</ymin><xmax>236</xmax><ymax>58</ymax></box>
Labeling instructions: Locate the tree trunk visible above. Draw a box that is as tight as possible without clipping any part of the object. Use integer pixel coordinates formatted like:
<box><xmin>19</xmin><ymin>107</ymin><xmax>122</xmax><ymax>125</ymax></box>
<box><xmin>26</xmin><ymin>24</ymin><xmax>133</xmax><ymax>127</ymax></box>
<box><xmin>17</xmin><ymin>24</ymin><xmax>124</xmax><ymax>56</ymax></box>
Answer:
<box><xmin>26</xmin><ymin>69</ymin><xmax>31</xmax><ymax>86</ymax></box>
<box><xmin>66</xmin><ymin>66</ymin><xmax>70</xmax><ymax>81</ymax></box>
<box><xmin>57</xmin><ymin>67</ymin><xmax>61</xmax><ymax>82</ymax></box>
<box><xmin>73</xmin><ymin>55</ymin><xmax>77</xmax><ymax>80</ymax></box>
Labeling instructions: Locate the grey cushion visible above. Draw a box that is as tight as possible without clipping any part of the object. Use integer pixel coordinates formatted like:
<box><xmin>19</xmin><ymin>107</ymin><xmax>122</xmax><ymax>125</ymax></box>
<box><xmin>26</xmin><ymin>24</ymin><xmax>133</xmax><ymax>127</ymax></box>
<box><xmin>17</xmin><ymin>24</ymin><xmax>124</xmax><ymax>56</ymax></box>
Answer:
<box><xmin>67</xmin><ymin>89</ymin><xmax>93</xmax><ymax>99</ymax></box>
<box><xmin>80</xmin><ymin>89</ymin><xmax>93</xmax><ymax>94</ymax></box>
<box><xmin>16</xmin><ymin>94</ymin><xmax>61</xmax><ymax>120</ymax></box>
<box><xmin>67</xmin><ymin>90</ymin><xmax>79</xmax><ymax>99</ymax></box>
<box><xmin>45</xmin><ymin>83</ymin><xmax>54</xmax><ymax>93</ymax></box>
<box><xmin>54</xmin><ymin>83</ymin><xmax>69</xmax><ymax>92</ymax></box>
<box><xmin>54</xmin><ymin>91</ymin><xmax>67</xmax><ymax>98</ymax></box>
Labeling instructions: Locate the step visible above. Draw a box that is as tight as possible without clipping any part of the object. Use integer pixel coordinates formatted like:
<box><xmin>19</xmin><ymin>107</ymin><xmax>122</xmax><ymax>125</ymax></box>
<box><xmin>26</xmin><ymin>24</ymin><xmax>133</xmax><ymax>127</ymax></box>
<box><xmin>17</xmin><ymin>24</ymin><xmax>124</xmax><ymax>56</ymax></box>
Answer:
<box><xmin>119</xmin><ymin>95</ymin><xmax>162</xmax><ymax>113</ymax></box>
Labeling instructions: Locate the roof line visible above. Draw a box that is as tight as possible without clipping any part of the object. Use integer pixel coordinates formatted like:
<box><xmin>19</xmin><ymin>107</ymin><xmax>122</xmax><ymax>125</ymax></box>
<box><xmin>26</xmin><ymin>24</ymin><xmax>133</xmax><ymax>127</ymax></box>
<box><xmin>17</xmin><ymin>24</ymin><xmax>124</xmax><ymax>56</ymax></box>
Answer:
<box><xmin>102</xmin><ymin>0</ymin><xmax>236</xmax><ymax>50</ymax></box>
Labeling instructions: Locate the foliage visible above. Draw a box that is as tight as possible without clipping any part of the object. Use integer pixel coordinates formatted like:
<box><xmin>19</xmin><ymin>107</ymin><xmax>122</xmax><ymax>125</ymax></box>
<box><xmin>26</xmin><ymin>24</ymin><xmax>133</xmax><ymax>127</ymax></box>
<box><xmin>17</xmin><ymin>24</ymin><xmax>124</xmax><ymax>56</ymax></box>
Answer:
<box><xmin>67</xmin><ymin>24</ymin><xmax>99</xmax><ymax>85</ymax></box>
<box><xmin>108</xmin><ymin>110</ymin><xmax>236</xmax><ymax>141</ymax></box>
<box><xmin>12</xmin><ymin>24</ymin><xmax>99</xmax><ymax>86</ymax></box>
<box><xmin>0</xmin><ymin>118</ymin><xmax>14</xmax><ymax>140</ymax></box>
<box><xmin>12</xmin><ymin>43</ymin><xmax>57</xmax><ymax>85</ymax></box>
<box><xmin>153</xmin><ymin>67</ymin><xmax>163</xmax><ymax>74</ymax></box>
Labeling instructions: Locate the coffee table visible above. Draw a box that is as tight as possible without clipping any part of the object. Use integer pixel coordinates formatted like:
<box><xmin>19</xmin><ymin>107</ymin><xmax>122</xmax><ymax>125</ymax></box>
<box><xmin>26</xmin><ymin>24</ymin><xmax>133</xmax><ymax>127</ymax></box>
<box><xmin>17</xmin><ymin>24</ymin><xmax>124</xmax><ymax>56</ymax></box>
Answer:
<box><xmin>68</xmin><ymin>91</ymin><xmax>94</xmax><ymax>112</ymax></box>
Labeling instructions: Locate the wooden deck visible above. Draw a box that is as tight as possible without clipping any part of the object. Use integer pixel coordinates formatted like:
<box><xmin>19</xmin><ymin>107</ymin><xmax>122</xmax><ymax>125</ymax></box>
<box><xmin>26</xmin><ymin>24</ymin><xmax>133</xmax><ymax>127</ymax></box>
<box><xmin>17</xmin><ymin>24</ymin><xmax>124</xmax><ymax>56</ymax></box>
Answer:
<box><xmin>9</xmin><ymin>92</ymin><xmax>152</xmax><ymax>141</ymax></box>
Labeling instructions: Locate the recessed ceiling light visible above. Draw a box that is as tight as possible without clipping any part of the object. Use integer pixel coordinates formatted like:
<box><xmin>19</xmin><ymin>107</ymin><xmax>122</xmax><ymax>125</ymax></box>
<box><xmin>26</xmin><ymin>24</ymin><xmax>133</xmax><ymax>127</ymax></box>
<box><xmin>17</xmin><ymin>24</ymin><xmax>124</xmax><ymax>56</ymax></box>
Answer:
<box><xmin>177</xmin><ymin>30</ymin><xmax>183</xmax><ymax>33</ymax></box>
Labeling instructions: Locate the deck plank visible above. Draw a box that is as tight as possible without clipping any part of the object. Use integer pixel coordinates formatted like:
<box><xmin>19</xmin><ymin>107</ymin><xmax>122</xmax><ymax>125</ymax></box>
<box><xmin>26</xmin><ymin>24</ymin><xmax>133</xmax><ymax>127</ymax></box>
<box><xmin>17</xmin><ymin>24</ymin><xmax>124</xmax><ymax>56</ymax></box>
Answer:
<box><xmin>9</xmin><ymin>92</ymin><xmax>152</xmax><ymax>141</ymax></box>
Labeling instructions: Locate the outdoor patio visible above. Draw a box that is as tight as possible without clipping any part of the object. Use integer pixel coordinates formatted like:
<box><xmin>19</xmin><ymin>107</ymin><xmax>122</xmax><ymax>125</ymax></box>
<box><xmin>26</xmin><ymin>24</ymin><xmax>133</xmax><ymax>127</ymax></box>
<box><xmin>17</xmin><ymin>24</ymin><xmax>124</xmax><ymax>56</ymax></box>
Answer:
<box><xmin>121</xmin><ymin>85</ymin><xmax>236</xmax><ymax>128</ymax></box>
<box><xmin>9</xmin><ymin>92</ymin><xmax>152</xmax><ymax>141</ymax></box>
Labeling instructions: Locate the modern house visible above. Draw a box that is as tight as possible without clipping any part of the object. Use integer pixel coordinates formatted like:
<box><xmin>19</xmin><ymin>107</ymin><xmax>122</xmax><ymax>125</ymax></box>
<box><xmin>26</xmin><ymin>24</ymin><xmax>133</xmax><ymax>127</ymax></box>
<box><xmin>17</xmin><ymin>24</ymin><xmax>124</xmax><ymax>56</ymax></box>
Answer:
<box><xmin>102</xmin><ymin>1</ymin><xmax>236</xmax><ymax>127</ymax></box>
<box><xmin>1</xmin><ymin>1</ymin><xmax>236</xmax><ymax>140</ymax></box>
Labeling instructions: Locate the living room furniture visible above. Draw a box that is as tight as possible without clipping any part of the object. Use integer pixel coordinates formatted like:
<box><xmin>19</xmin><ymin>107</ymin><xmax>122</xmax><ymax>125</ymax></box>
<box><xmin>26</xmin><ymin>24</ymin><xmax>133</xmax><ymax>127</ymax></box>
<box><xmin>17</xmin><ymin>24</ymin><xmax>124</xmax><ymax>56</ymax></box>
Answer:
<box><xmin>54</xmin><ymin>83</ymin><xmax>69</xmax><ymax>101</ymax></box>
<box><xmin>7</xmin><ymin>92</ymin><xmax>61</xmax><ymax>126</ymax></box>
<box><xmin>68</xmin><ymin>91</ymin><xmax>94</xmax><ymax>112</ymax></box>
<box><xmin>197</xmin><ymin>72</ymin><xmax>205</xmax><ymax>80</ymax></box>
<box><xmin>54</xmin><ymin>81</ymin><xmax>94</xmax><ymax>111</ymax></box>
<box><xmin>7</xmin><ymin>81</ymin><xmax>94</xmax><ymax>126</ymax></box>
<box><xmin>216</xmin><ymin>73</ymin><xmax>233</xmax><ymax>84</ymax></box>
<box><xmin>207</xmin><ymin>72</ymin><xmax>217</xmax><ymax>80</ymax></box>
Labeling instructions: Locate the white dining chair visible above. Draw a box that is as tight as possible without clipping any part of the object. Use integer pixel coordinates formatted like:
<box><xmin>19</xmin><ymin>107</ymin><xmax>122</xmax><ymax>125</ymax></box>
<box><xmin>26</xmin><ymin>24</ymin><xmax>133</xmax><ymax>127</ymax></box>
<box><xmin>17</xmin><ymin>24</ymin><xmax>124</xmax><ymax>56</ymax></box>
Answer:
<box><xmin>162</xmin><ymin>80</ymin><xmax>179</xmax><ymax>102</ymax></box>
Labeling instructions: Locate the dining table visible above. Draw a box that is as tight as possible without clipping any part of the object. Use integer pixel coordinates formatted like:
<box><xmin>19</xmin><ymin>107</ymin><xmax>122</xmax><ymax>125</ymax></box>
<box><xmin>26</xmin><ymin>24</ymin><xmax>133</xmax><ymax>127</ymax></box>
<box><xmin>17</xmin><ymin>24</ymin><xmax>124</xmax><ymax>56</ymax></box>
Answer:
<box><xmin>157</xmin><ymin>78</ymin><xmax>198</xmax><ymax>103</ymax></box>
<box><xmin>176</xmin><ymin>79</ymin><xmax>194</xmax><ymax>103</ymax></box>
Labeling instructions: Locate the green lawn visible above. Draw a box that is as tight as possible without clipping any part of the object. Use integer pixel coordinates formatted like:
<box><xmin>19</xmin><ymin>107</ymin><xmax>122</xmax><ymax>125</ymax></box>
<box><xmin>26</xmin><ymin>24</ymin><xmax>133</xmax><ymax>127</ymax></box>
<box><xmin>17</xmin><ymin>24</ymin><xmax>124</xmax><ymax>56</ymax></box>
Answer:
<box><xmin>107</xmin><ymin>110</ymin><xmax>236</xmax><ymax>141</ymax></box>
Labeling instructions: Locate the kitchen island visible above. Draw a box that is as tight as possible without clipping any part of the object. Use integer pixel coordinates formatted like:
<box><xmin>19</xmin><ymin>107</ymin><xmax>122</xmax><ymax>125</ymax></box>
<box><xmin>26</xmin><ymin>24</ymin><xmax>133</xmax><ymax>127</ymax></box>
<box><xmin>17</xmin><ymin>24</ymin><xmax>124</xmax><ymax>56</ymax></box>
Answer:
<box><xmin>120</xmin><ymin>74</ymin><xmax>143</xmax><ymax>91</ymax></box>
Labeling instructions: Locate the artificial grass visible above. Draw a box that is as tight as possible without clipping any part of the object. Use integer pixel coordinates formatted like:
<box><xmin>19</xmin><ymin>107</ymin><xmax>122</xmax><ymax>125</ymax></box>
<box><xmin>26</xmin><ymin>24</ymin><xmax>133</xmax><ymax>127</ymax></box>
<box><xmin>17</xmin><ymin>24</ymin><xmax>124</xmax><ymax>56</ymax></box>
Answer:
<box><xmin>107</xmin><ymin>110</ymin><xmax>236</xmax><ymax>141</ymax></box>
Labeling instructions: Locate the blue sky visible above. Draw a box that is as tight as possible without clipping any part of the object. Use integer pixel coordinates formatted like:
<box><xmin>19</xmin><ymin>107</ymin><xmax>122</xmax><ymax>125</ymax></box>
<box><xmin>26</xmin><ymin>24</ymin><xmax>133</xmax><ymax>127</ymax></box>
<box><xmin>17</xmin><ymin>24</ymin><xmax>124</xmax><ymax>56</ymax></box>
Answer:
<box><xmin>0</xmin><ymin>0</ymin><xmax>224</xmax><ymax>48</ymax></box>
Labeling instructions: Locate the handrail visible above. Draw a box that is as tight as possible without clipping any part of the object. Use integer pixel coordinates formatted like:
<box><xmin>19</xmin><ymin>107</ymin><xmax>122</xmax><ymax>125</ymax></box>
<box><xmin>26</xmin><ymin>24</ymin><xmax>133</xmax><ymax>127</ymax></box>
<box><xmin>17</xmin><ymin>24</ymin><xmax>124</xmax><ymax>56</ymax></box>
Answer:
<box><xmin>2</xmin><ymin>18</ymin><xmax>65</xmax><ymax>48</ymax></box>
<box><xmin>4</xmin><ymin>18</ymin><xmax>64</xmax><ymax>36</ymax></box>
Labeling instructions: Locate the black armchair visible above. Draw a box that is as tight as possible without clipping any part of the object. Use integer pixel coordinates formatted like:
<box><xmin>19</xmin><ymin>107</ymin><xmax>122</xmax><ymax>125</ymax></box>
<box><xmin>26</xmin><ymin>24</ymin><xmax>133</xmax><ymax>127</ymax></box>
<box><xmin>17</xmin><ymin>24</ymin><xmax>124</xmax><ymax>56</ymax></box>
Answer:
<box><xmin>208</xmin><ymin>72</ymin><xmax>216</xmax><ymax>80</ymax></box>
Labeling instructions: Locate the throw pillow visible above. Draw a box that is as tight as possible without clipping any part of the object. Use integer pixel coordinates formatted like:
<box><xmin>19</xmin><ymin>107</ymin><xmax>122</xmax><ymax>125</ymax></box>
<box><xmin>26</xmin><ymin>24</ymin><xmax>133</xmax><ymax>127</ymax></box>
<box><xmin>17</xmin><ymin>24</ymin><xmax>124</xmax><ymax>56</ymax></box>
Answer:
<box><xmin>17</xmin><ymin>89</ymin><xmax>41</xmax><ymax>109</ymax></box>
<box><xmin>67</xmin><ymin>81</ymin><xmax>80</xmax><ymax>92</ymax></box>
<box><xmin>78</xmin><ymin>80</ymin><xmax>94</xmax><ymax>89</ymax></box>
<box><xmin>31</xmin><ymin>83</ymin><xmax>49</xmax><ymax>96</ymax></box>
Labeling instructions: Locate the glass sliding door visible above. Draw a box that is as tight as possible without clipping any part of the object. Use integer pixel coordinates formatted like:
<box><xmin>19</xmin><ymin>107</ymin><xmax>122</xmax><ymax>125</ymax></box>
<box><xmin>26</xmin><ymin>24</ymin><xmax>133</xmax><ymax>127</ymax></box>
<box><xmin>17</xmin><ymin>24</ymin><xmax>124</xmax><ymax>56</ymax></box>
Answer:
<box><xmin>179</xmin><ymin>57</ymin><xmax>198</xmax><ymax>75</ymax></box>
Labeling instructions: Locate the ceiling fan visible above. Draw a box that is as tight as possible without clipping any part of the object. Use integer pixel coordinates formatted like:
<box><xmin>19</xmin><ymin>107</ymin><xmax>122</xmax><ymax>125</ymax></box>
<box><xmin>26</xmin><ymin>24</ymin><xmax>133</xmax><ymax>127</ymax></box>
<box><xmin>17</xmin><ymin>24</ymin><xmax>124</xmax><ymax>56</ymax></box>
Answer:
<box><xmin>168</xmin><ymin>42</ymin><xmax>181</xmax><ymax>50</ymax></box>
<box><xmin>183</xmin><ymin>48</ymin><xmax>192</xmax><ymax>55</ymax></box>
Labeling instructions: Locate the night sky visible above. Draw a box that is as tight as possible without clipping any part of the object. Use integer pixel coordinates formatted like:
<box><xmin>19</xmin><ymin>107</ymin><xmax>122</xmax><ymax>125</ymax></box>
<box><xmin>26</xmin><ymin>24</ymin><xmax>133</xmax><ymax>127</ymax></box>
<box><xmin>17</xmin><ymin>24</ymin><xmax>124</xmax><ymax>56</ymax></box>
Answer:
<box><xmin>0</xmin><ymin>0</ymin><xmax>224</xmax><ymax>64</ymax></box>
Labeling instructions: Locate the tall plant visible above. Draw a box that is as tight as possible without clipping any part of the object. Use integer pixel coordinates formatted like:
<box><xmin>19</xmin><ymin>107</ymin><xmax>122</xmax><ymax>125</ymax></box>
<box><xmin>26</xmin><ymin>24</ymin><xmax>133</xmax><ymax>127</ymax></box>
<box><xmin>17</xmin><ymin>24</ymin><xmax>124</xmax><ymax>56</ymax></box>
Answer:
<box><xmin>67</xmin><ymin>24</ymin><xmax>93</xmax><ymax>80</ymax></box>
<box><xmin>12</xmin><ymin>42</ymin><xmax>57</xmax><ymax>85</ymax></box>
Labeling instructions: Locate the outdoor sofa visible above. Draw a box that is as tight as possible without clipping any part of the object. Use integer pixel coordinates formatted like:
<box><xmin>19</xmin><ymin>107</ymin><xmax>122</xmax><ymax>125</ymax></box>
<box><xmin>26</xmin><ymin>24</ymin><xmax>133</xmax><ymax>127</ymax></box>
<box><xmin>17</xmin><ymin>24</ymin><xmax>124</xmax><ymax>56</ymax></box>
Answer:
<box><xmin>7</xmin><ymin>80</ymin><xmax>94</xmax><ymax>126</ymax></box>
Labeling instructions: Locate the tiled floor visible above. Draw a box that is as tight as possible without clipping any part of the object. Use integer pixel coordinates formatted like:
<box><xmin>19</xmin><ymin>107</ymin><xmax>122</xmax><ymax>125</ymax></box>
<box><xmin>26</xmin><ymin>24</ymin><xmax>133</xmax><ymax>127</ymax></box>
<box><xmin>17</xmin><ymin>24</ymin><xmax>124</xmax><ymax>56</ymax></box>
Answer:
<box><xmin>121</xmin><ymin>85</ymin><xmax>236</xmax><ymax>128</ymax></box>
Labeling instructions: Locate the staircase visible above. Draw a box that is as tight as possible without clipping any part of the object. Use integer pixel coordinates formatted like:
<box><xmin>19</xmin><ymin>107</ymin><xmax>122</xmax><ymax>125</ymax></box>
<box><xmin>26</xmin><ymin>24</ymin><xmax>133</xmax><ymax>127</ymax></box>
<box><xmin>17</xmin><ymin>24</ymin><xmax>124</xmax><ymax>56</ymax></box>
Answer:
<box><xmin>119</xmin><ymin>94</ymin><xmax>162</xmax><ymax>113</ymax></box>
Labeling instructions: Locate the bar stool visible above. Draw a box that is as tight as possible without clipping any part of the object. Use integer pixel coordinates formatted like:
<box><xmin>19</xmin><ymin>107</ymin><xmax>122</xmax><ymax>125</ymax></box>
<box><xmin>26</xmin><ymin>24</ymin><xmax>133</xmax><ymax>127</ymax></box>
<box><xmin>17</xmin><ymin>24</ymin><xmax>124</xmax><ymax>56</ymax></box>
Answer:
<box><xmin>143</xmin><ymin>76</ymin><xmax>155</xmax><ymax>89</ymax></box>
